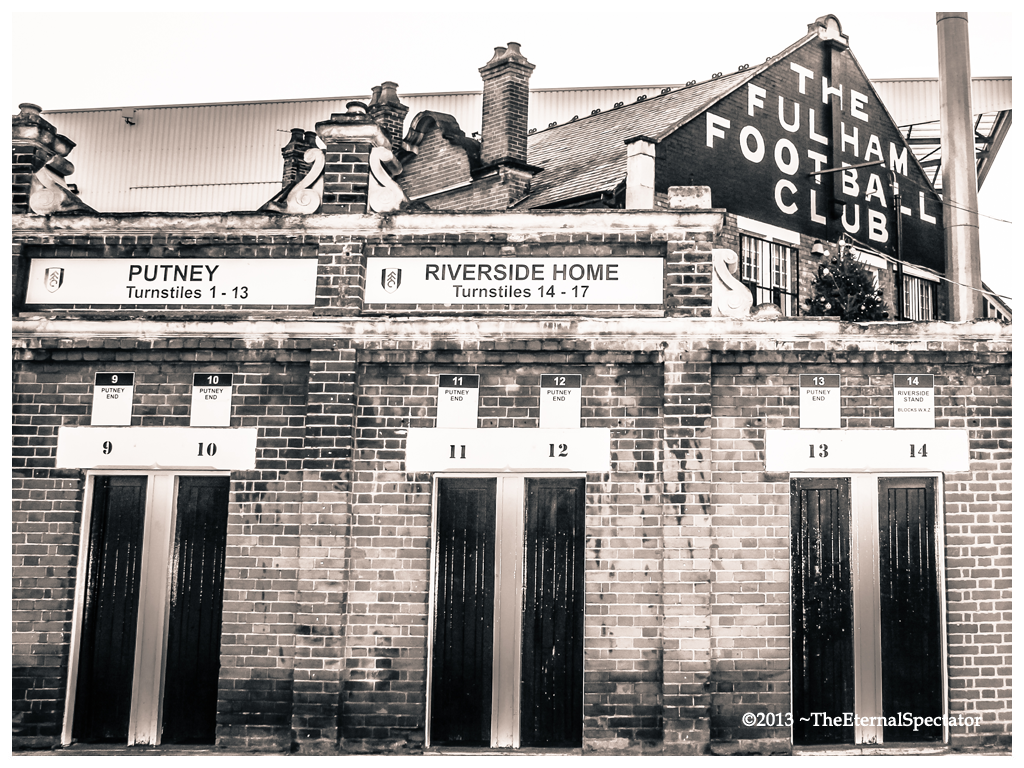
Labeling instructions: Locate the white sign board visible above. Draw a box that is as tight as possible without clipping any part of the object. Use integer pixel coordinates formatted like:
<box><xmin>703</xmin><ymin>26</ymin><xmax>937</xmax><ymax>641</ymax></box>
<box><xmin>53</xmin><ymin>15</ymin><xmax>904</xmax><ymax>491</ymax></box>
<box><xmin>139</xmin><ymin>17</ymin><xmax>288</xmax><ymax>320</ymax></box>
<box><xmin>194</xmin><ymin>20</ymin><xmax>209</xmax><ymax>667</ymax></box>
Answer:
<box><xmin>405</xmin><ymin>428</ymin><xmax>610</xmax><ymax>472</ymax></box>
<box><xmin>25</xmin><ymin>259</ymin><xmax>318</xmax><ymax>305</ymax></box>
<box><xmin>540</xmin><ymin>374</ymin><xmax>582</xmax><ymax>428</ymax></box>
<box><xmin>190</xmin><ymin>373</ymin><xmax>234</xmax><ymax>427</ymax></box>
<box><xmin>893</xmin><ymin>374</ymin><xmax>935</xmax><ymax>429</ymax></box>
<box><xmin>91</xmin><ymin>372</ymin><xmax>135</xmax><ymax>426</ymax></box>
<box><xmin>56</xmin><ymin>427</ymin><xmax>258</xmax><ymax>470</ymax></box>
<box><xmin>765</xmin><ymin>429</ymin><xmax>969</xmax><ymax>472</ymax></box>
<box><xmin>799</xmin><ymin>374</ymin><xmax>841</xmax><ymax>428</ymax></box>
<box><xmin>436</xmin><ymin>374</ymin><xmax>480</xmax><ymax>428</ymax></box>
<box><xmin>365</xmin><ymin>257</ymin><xmax>663</xmax><ymax>305</ymax></box>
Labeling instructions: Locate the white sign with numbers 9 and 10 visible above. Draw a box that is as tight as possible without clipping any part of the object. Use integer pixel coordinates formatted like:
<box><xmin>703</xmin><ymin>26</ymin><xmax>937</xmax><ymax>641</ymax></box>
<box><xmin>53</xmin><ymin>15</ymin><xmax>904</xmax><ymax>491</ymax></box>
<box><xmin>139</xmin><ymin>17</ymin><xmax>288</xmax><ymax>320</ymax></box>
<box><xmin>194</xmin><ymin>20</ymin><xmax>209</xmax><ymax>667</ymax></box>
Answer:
<box><xmin>56</xmin><ymin>427</ymin><xmax>258</xmax><ymax>470</ymax></box>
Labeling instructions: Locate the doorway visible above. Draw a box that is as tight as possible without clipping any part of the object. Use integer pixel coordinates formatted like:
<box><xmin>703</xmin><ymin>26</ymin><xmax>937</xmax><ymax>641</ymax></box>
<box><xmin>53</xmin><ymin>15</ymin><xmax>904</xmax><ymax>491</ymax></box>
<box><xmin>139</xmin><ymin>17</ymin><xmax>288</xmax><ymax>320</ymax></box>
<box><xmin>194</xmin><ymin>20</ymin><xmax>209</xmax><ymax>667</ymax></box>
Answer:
<box><xmin>428</xmin><ymin>475</ymin><xmax>585</xmax><ymax>749</ymax></box>
<box><xmin>790</xmin><ymin>474</ymin><xmax>946</xmax><ymax>745</ymax></box>
<box><xmin>65</xmin><ymin>473</ymin><xmax>230</xmax><ymax>745</ymax></box>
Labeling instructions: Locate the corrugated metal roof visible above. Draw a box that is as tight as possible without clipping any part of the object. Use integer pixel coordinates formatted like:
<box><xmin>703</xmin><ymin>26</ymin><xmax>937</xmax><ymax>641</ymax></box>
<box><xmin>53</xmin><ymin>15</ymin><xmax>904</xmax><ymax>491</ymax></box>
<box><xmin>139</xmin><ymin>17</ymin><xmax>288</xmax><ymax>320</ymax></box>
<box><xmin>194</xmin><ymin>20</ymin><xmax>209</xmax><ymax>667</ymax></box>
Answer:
<box><xmin>41</xmin><ymin>77</ymin><xmax>1011</xmax><ymax>213</ymax></box>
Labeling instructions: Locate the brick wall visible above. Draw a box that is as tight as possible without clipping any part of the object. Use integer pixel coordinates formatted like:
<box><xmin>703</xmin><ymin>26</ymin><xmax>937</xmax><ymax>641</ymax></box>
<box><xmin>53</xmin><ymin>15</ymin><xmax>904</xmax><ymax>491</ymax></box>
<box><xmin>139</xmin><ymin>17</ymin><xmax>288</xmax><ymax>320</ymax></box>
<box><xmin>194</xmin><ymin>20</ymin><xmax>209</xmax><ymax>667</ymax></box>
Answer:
<box><xmin>321</xmin><ymin>142</ymin><xmax>371</xmax><ymax>214</ymax></box>
<box><xmin>14</xmin><ymin>215</ymin><xmax>722</xmax><ymax>320</ymax></box>
<box><xmin>399</xmin><ymin>127</ymin><xmax>474</xmax><ymax>201</ymax></box>
<box><xmin>345</xmin><ymin>346</ymin><xmax>669</xmax><ymax>751</ymax></box>
<box><xmin>11</xmin><ymin>341</ymin><xmax>310</xmax><ymax>750</ymax></box>
<box><xmin>707</xmin><ymin>336</ymin><xmax>1012</xmax><ymax>749</ymax></box>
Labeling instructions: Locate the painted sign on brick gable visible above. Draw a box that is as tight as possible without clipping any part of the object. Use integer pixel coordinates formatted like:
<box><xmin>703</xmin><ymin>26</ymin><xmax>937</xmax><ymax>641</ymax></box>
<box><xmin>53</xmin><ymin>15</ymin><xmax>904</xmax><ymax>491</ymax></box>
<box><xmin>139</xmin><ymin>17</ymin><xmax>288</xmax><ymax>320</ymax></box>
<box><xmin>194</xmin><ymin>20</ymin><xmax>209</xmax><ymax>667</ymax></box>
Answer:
<box><xmin>657</xmin><ymin>35</ymin><xmax>944</xmax><ymax>272</ymax></box>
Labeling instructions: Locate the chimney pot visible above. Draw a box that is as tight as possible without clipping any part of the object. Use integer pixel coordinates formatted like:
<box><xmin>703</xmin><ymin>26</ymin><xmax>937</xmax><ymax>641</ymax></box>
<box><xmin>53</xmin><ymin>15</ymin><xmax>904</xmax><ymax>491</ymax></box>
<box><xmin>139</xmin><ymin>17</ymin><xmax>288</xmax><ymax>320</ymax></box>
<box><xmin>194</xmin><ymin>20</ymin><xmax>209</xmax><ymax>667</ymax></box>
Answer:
<box><xmin>379</xmin><ymin>81</ymin><xmax>400</xmax><ymax>104</ymax></box>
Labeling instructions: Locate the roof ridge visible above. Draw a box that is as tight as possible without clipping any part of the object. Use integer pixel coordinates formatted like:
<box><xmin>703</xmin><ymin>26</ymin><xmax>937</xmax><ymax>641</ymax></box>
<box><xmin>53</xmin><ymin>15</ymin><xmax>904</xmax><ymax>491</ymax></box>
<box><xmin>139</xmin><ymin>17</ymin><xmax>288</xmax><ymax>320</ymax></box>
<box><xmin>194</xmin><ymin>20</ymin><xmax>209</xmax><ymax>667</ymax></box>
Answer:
<box><xmin>527</xmin><ymin>67</ymin><xmax>755</xmax><ymax>137</ymax></box>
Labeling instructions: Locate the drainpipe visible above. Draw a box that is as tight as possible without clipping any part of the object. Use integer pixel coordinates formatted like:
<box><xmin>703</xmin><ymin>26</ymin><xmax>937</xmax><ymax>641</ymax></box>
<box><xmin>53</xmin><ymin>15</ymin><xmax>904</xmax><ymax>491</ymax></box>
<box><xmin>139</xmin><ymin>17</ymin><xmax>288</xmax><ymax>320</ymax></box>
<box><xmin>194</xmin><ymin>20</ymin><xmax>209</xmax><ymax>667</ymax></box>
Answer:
<box><xmin>937</xmin><ymin>12</ymin><xmax>983</xmax><ymax>321</ymax></box>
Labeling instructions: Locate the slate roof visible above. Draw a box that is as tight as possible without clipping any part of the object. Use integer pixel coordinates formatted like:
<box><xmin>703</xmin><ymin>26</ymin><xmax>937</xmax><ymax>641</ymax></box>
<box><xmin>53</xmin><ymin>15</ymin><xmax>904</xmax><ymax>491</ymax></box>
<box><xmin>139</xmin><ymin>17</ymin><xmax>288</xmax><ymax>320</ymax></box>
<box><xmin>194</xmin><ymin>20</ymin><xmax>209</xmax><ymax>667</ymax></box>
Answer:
<box><xmin>518</xmin><ymin>32</ymin><xmax>816</xmax><ymax>209</ymax></box>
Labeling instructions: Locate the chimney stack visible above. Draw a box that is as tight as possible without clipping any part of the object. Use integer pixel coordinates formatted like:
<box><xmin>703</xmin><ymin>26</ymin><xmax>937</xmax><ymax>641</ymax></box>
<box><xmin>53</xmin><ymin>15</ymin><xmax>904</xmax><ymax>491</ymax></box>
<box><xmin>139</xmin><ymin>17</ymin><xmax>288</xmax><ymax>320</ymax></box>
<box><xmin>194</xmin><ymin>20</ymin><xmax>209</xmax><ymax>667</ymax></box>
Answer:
<box><xmin>937</xmin><ymin>12</ymin><xmax>983</xmax><ymax>320</ymax></box>
<box><xmin>478</xmin><ymin>42</ymin><xmax>535</xmax><ymax>167</ymax></box>
<box><xmin>281</xmin><ymin>128</ymin><xmax>319</xmax><ymax>187</ymax></box>
<box><xmin>367</xmin><ymin>82</ymin><xmax>409</xmax><ymax>150</ymax></box>
<box><xmin>12</xmin><ymin>103</ymin><xmax>93</xmax><ymax>215</ymax></box>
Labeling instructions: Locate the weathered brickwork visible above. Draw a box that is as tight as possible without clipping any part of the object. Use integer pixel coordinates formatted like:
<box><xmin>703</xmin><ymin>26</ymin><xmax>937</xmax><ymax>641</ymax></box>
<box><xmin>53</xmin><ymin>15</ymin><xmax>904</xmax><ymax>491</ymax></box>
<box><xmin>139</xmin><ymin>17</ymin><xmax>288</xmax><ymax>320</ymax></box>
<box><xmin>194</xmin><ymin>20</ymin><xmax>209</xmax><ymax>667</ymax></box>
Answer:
<box><xmin>707</xmin><ymin>338</ymin><xmax>1012</xmax><ymax>749</ymax></box>
<box><xmin>344</xmin><ymin>349</ymin><xmax>669</xmax><ymax>751</ymax></box>
<box><xmin>13</xmin><ymin>214</ymin><xmax>722</xmax><ymax>320</ymax></box>
<box><xmin>10</xmin><ymin>200</ymin><xmax>1011</xmax><ymax>755</ymax></box>
<box><xmin>399</xmin><ymin>126</ymin><xmax>475</xmax><ymax>201</ymax></box>
<box><xmin>11</xmin><ymin>349</ymin><xmax>311</xmax><ymax>749</ymax></box>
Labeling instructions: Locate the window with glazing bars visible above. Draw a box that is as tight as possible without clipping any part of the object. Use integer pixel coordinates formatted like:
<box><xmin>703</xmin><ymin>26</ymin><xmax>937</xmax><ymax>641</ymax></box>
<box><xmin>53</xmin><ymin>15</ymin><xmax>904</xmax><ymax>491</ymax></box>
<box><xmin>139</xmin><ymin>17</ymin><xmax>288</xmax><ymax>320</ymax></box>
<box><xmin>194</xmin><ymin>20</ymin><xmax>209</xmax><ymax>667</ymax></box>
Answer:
<box><xmin>902</xmin><ymin>275</ymin><xmax>937</xmax><ymax>321</ymax></box>
<box><xmin>740</xmin><ymin>235</ymin><xmax>798</xmax><ymax>315</ymax></box>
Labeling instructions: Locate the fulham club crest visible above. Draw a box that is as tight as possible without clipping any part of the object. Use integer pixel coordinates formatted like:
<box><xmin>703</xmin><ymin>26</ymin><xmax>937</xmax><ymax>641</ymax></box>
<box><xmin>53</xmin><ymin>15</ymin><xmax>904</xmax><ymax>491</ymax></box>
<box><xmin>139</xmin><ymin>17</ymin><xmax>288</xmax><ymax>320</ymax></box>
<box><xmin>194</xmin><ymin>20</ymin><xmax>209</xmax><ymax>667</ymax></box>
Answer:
<box><xmin>381</xmin><ymin>267</ymin><xmax>402</xmax><ymax>294</ymax></box>
<box><xmin>45</xmin><ymin>267</ymin><xmax>65</xmax><ymax>293</ymax></box>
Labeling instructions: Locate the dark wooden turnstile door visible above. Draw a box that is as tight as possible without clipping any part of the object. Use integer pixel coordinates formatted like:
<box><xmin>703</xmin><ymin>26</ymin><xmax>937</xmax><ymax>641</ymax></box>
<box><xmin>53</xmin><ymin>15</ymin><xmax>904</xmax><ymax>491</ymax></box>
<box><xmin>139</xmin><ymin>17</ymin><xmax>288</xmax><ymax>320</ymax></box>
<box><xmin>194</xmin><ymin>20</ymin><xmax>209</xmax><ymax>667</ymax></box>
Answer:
<box><xmin>520</xmin><ymin>478</ymin><xmax>585</xmax><ymax>748</ymax></box>
<box><xmin>431</xmin><ymin>477</ymin><xmax>497</xmax><ymax>745</ymax></box>
<box><xmin>791</xmin><ymin>478</ymin><xmax>855</xmax><ymax>745</ymax></box>
<box><xmin>73</xmin><ymin>476</ymin><xmax>148</xmax><ymax>743</ymax></box>
<box><xmin>161</xmin><ymin>476</ymin><xmax>231</xmax><ymax>744</ymax></box>
<box><xmin>878</xmin><ymin>477</ymin><xmax>942</xmax><ymax>741</ymax></box>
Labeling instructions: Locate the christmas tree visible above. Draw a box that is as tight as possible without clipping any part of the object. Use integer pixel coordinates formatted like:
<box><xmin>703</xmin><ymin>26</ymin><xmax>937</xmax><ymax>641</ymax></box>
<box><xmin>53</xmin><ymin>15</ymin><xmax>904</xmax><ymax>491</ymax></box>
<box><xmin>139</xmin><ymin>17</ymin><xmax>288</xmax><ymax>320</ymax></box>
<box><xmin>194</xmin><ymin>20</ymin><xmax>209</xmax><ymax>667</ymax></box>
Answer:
<box><xmin>806</xmin><ymin>240</ymin><xmax>889</xmax><ymax>321</ymax></box>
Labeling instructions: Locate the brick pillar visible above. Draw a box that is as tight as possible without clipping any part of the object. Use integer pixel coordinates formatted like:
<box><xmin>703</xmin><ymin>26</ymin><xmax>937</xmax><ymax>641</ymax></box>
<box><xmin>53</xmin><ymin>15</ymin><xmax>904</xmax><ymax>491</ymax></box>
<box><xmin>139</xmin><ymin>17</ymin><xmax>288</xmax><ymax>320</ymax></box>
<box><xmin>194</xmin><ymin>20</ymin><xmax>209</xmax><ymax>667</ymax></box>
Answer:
<box><xmin>290</xmin><ymin>346</ymin><xmax>362</xmax><ymax>753</ymax></box>
<box><xmin>291</xmin><ymin>344</ymin><xmax>358</xmax><ymax>752</ymax></box>
<box><xmin>666</xmin><ymin>233</ymin><xmax>715</xmax><ymax>317</ymax></box>
<box><xmin>367</xmin><ymin>82</ymin><xmax>409</xmax><ymax>150</ymax></box>
<box><xmin>281</xmin><ymin>128</ymin><xmax>319</xmax><ymax>187</ymax></box>
<box><xmin>316</xmin><ymin>103</ymin><xmax>393</xmax><ymax>214</ymax></box>
<box><xmin>478</xmin><ymin>43</ymin><xmax>535</xmax><ymax>166</ymax></box>
<box><xmin>660</xmin><ymin>342</ymin><xmax>713</xmax><ymax>753</ymax></box>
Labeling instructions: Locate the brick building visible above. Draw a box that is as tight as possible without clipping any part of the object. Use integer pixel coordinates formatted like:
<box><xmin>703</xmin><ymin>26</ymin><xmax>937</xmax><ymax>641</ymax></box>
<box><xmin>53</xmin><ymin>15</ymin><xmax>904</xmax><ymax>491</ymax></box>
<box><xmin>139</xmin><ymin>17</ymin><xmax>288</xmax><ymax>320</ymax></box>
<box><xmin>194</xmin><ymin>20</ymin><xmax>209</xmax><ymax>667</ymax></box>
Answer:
<box><xmin>12</xmin><ymin>15</ymin><xmax>1010</xmax><ymax>754</ymax></box>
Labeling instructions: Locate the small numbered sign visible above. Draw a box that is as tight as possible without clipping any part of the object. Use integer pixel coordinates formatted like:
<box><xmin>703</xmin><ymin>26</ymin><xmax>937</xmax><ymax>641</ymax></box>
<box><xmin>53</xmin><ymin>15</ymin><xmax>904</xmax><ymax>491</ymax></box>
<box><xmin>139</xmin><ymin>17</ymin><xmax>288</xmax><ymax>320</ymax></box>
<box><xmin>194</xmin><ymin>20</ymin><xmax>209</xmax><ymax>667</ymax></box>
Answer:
<box><xmin>436</xmin><ymin>374</ymin><xmax>480</xmax><ymax>428</ymax></box>
<box><xmin>765</xmin><ymin>429</ymin><xmax>968</xmax><ymax>472</ymax></box>
<box><xmin>405</xmin><ymin>428</ymin><xmax>610</xmax><ymax>471</ymax></box>
<box><xmin>56</xmin><ymin>427</ymin><xmax>257</xmax><ymax>469</ymax></box>
<box><xmin>191</xmin><ymin>373</ymin><xmax>234</xmax><ymax>427</ymax></box>
<box><xmin>799</xmin><ymin>374</ymin><xmax>840</xmax><ymax>429</ymax></box>
<box><xmin>893</xmin><ymin>374</ymin><xmax>935</xmax><ymax>429</ymax></box>
<box><xmin>540</xmin><ymin>374</ymin><xmax>582</xmax><ymax>428</ymax></box>
<box><xmin>91</xmin><ymin>372</ymin><xmax>135</xmax><ymax>426</ymax></box>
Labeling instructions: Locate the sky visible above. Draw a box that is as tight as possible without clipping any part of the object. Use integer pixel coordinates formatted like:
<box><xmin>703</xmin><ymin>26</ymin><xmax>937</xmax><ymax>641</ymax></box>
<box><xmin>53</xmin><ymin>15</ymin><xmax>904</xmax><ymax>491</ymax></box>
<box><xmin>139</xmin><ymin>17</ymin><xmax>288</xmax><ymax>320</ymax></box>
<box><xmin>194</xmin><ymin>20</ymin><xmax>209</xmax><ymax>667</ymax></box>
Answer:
<box><xmin>10</xmin><ymin>2</ymin><xmax>1014</xmax><ymax>303</ymax></box>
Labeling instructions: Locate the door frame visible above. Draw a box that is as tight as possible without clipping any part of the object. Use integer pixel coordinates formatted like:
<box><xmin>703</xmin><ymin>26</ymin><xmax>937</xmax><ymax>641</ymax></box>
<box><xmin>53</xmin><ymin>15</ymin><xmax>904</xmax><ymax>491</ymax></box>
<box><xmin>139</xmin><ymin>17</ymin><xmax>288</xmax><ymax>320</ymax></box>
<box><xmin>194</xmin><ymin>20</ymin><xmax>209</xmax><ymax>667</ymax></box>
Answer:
<box><xmin>788</xmin><ymin>472</ymin><xmax>949</xmax><ymax>745</ymax></box>
<box><xmin>62</xmin><ymin>470</ymin><xmax>230</xmax><ymax>746</ymax></box>
<box><xmin>425</xmin><ymin>472</ymin><xmax>586</xmax><ymax>749</ymax></box>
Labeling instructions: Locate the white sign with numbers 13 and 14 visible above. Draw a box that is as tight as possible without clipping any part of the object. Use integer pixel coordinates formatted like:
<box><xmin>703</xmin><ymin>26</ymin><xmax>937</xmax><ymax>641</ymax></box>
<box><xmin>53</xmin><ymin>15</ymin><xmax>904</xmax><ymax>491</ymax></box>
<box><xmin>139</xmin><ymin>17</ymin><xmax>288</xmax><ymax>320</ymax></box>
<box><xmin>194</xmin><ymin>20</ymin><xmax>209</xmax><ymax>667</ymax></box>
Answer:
<box><xmin>765</xmin><ymin>429</ymin><xmax>969</xmax><ymax>472</ymax></box>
